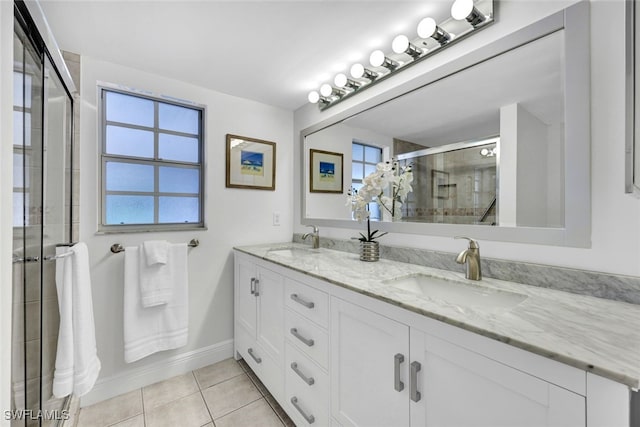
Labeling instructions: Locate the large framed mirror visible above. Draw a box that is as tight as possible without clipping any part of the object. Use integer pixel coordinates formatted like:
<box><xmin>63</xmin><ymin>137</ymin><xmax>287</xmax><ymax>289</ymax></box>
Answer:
<box><xmin>301</xmin><ymin>1</ymin><xmax>590</xmax><ymax>247</ymax></box>
<box><xmin>626</xmin><ymin>0</ymin><xmax>640</xmax><ymax>195</ymax></box>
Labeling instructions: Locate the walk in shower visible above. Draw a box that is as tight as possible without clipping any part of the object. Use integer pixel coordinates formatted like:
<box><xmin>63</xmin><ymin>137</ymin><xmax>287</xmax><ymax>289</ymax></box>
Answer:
<box><xmin>12</xmin><ymin>2</ymin><xmax>74</xmax><ymax>425</ymax></box>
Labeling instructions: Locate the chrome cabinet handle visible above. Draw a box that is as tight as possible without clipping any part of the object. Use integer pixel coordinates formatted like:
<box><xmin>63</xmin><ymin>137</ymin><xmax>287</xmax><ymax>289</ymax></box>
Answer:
<box><xmin>247</xmin><ymin>348</ymin><xmax>262</xmax><ymax>364</ymax></box>
<box><xmin>254</xmin><ymin>279</ymin><xmax>260</xmax><ymax>296</ymax></box>
<box><xmin>394</xmin><ymin>353</ymin><xmax>405</xmax><ymax>392</ymax></box>
<box><xmin>410</xmin><ymin>361</ymin><xmax>422</xmax><ymax>402</ymax></box>
<box><xmin>290</xmin><ymin>328</ymin><xmax>314</xmax><ymax>347</ymax></box>
<box><xmin>291</xmin><ymin>293</ymin><xmax>315</xmax><ymax>309</ymax></box>
<box><xmin>250</xmin><ymin>278</ymin><xmax>256</xmax><ymax>295</ymax></box>
<box><xmin>291</xmin><ymin>362</ymin><xmax>315</xmax><ymax>385</ymax></box>
<box><xmin>291</xmin><ymin>396</ymin><xmax>315</xmax><ymax>424</ymax></box>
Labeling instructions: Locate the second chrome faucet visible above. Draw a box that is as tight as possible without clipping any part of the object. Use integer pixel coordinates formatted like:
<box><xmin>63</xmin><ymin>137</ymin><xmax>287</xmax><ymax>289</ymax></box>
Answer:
<box><xmin>455</xmin><ymin>236</ymin><xmax>482</xmax><ymax>280</ymax></box>
<box><xmin>302</xmin><ymin>225</ymin><xmax>320</xmax><ymax>249</ymax></box>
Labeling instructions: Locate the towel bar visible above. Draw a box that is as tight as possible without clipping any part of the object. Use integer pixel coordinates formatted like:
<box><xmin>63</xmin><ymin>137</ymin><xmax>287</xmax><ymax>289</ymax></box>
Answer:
<box><xmin>110</xmin><ymin>239</ymin><xmax>200</xmax><ymax>254</ymax></box>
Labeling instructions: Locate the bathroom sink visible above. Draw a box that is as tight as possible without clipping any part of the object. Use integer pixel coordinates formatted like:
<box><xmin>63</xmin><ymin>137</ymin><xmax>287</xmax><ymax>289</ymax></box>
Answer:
<box><xmin>383</xmin><ymin>274</ymin><xmax>527</xmax><ymax>311</ymax></box>
<box><xmin>267</xmin><ymin>247</ymin><xmax>318</xmax><ymax>258</ymax></box>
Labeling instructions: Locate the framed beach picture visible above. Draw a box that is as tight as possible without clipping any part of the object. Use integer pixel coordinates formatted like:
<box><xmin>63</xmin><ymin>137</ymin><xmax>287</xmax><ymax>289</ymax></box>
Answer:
<box><xmin>226</xmin><ymin>134</ymin><xmax>276</xmax><ymax>190</ymax></box>
<box><xmin>310</xmin><ymin>149</ymin><xmax>343</xmax><ymax>193</ymax></box>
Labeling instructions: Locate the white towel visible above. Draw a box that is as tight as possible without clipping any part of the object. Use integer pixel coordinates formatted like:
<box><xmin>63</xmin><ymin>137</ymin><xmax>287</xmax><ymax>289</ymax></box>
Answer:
<box><xmin>53</xmin><ymin>243</ymin><xmax>101</xmax><ymax>398</ymax></box>
<box><xmin>124</xmin><ymin>244</ymin><xmax>188</xmax><ymax>363</ymax></box>
<box><xmin>143</xmin><ymin>240</ymin><xmax>169</xmax><ymax>266</ymax></box>
<box><xmin>139</xmin><ymin>241</ymin><xmax>173</xmax><ymax>307</ymax></box>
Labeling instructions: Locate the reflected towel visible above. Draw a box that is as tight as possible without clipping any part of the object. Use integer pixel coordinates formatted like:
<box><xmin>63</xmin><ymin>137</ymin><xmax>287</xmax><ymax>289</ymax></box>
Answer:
<box><xmin>124</xmin><ymin>244</ymin><xmax>188</xmax><ymax>363</ymax></box>
<box><xmin>139</xmin><ymin>240</ymin><xmax>173</xmax><ymax>307</ymax></box>
<box><xmin>52</xmin><ymin>243</ymin><xmax>101</xmax><ymax>398</ymax></box>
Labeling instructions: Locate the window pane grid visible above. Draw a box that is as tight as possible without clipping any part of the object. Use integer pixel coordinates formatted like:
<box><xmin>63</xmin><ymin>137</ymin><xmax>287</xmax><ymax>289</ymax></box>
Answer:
<box><xmin>101</xmin><ymin>87</ymin><xmax>204</xmax><ymax>229</ymax></box>
<box><xmin>352</xmin><ymin>142</ymin><xmax>382</xmax><ymax>221</ymax></box>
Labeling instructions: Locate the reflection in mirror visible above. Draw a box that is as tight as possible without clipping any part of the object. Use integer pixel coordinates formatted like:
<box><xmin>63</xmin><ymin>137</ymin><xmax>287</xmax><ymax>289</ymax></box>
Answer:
<box><xmin>398</xmin><ymin>138</ymin><xmax>497</xmax><ymax>225</ymax></box>
<box><xmin>305</xmin><ymin>30</ymin><xmax>565</xmax><ymax>229</ymax></box>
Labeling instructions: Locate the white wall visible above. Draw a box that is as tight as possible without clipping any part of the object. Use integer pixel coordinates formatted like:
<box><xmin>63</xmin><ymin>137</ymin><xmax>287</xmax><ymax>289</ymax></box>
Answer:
<box><xmin>305</xmin><ymin>123</ymin><xmax>393</xmax><ymax>219</ymax></box>
<box><xmin>1</xmin><ymin>1</ymin><xmax>14</xmax><ymax>424</ymax></box>
<box><xmin>294</xmin><ymin>0</ymin><xmax>640</xmax><ymax>277</ymax></box>
<box><xmin>79</xmin><ymin>57</ymin><xmax>293</xmax><ymax>404</ymax></box>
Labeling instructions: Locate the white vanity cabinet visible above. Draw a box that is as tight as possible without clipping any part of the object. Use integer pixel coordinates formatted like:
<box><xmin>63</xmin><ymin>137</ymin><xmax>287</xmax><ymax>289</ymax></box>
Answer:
<box><xmin>410</xmin><ymin>329</ymin><xmax>585</xmax><ymax>427</ymax></box>
<box><xmin>234</xmin><ymin>250</ymin><xmax>631</xmax><ymax>427</ymax></box>
<box><xmin>330</xmin><ymin>297</ymin><xmax>585</xmax><ymax>427</ymax></box>
<box><xmin>330</xmin><ymin>297</ymin><xmax>410</xmax><ymax>427</ymax></box>
<box><xmin>234</xmin><ymin>254</ymin><xmax>285</xmax><ymax>399</ymax></box>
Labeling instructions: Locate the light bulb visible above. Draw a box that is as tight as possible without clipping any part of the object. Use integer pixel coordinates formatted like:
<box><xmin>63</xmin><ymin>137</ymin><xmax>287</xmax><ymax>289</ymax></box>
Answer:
<box><xmin>369</xmin><ymin>50</ymin><xmax>386</xmax><ymax>67</ymax></box>
<box><xmin>451</xmin><ymin>0</ymin><xmax>474</xmax><ymax>20</ymax></box>
<box><xmin>320</xmin><ymin>84</ymin><xmax>333</xmax><ymax>97</ymax></box>
<box><xmin>308</xmin><ymin>91</ymin><xmax>320</xmax><ymax>104</ymax></box>
<box><xmin>392</xmin><ymin>35</ymin><xmax>410</xmax><ymax>54</ymax></box>
<box><xmin>417</xmin><ymin>17</ymin><xmax>437</xmax><ymax>38</ymax></box>
<box><xmin>334</xmin><ymin>73</ymin><xmax>348</xmax><ymax>87</ymax></box>
<box><xmin>350</xmin><ymin>63</ymin><xmax>365</xmax><ymax>78</ymax></box>
<box><xmin>480</xmin><ymin>148</ymin><xmax>489</xmax><ymax>156</ymax></box>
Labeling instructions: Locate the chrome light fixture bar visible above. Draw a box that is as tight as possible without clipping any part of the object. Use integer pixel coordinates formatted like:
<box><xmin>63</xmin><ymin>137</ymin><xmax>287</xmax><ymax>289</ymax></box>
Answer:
<box><xmin>307</xmin><ymin>0</ymin><xmax>494</xmax><ymax>110</ymax></box>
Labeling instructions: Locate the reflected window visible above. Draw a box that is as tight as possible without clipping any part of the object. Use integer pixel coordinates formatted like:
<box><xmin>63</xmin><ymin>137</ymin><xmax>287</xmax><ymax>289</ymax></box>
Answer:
<box><xmin>351</xmin><ymin>142</ymin><xmax>381</xmax><ymax>220</ymax></box>
<box><xmin>100</xmin><ymin>88</ymin><xmax>204</xmax><ymax>229</ymax></box>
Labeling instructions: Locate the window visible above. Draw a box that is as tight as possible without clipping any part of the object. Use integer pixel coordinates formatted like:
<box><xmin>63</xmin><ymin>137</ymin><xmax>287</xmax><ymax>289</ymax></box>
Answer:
<box><xmin>100</xmin><ymin>88</ymin><xmax>204</xmax><ymax>231</ymax></box>
<box><xmin>351</xmin><ymin>142</ymin><xmax>382</xmax><ymax>220</ymax></box>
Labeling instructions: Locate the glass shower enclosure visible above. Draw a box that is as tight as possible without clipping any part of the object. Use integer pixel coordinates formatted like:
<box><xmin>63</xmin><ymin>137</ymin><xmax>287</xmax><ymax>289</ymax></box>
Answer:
<box><xmin>12</xmin><ymin>2</ymin><xmax>74</xmax><ymax>425</ymax></box>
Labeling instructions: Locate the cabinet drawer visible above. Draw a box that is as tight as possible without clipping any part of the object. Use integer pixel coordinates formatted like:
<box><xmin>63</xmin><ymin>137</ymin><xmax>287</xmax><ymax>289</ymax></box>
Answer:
<box><xmin>236</xmin><ymin>324</ymin><xmax>283</xmax><ymax>400</ymax></box>
<box><xmin>285</xmin><ymin>308</ymin><xmax>329</xmax><ymax>369</ymax></box>
<box><xmin>285</xmin><ymin>384</ymin><xmax>329</xmax><ymax>427</ymax></box>
<box><xmin>285</xmin><ymin>343</ymin><xmax>329</xmax><ymax>426</ymax></box>
<box><xmin>285</xmin><ymin>342</ymin><xmax>329</xmax><ymax>403</ymax></box>
<box><xmin>285</xmin><ymin>278</ymin><xmax>329</xmax><ymax>328</ymax></box>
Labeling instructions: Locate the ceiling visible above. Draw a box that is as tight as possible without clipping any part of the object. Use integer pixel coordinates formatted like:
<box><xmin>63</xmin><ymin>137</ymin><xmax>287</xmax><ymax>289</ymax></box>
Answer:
<box><xmin>38</xmin><ymin>0</ymin><xmax>461</xmax><ymax>111</ymax></box>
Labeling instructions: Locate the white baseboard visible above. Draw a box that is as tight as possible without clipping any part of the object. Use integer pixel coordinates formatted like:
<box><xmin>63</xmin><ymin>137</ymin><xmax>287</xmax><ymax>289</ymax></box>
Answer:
<box><xmin>80</xmin><ymin>339</ymin><xmax>234</xmax><ymax>408</ymax></box>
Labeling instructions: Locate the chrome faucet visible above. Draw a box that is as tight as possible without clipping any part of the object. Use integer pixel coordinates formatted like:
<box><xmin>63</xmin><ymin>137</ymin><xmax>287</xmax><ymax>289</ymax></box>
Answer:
<box><xmin>302</xmin><ymin>225</ymin><xmax>320</xmax><ymax>249</ymax></box>
<box><xmin>454</xmin><ymin>236</ymin><xmax>482</xmax><ymax>280</ymax></box>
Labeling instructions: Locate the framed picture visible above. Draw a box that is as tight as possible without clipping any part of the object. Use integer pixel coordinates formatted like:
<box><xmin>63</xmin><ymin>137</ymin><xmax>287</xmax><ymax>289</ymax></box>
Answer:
<box><xmin>310</xmin><ymin>149</ymin><xmax>343</xmax><ymax>193</ymax></box>
<box><xmin>226</xmin><ymin>134</ymin><xmax>276</xmax><ymax>190</ymax></box>
<box><xmin>431</xmin><ymin>169</ymin><xmax>450</xmax><ymax>199</ymax></box>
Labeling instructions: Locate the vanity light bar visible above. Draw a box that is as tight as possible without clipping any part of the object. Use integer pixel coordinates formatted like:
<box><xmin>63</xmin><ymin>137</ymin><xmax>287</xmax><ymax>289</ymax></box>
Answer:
<box><xmin>307</xmin><ymin>0</ymin><xmax>493</xmax><ymax>110</ymax></box>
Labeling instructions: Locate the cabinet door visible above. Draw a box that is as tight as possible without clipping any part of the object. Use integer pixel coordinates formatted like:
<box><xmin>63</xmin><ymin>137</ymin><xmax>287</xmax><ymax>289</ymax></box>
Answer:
<box><xmin>256</xmin><ymin>266</ymin><xmax>285</xmax><ymax>362</ymax></box>
<box><xmin>235</xmin><ymin>256</ymin><xmax>257</xmax><ymax>337</ymax></box>
<box><xmin>331</xmin><ymin>297</ymin><xmax>410</xmax><ymax>427</ymax></box>
<box><xmin>410</xmin><ymin>329</ymin><xmax>585</xmax><ymax>427</ymax></box>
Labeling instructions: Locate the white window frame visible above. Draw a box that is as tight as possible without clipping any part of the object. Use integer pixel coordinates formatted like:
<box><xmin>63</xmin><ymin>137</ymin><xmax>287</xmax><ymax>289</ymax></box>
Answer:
<box><xmin>351</xmin><ymin>141</ymin><xmax>383</xmax><ymax>221</ymax></box>
<box><xmin>98</xmin><ymin>85</ymin><xmax>206</xmax><ymax>233</ymax></box>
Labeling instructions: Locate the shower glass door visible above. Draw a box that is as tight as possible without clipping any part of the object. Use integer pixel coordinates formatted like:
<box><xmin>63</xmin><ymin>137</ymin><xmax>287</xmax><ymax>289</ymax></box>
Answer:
<box><xmin>12</xmin><ymin>3</ymin><xmax>73</xmax><ymax>425</ymax></box>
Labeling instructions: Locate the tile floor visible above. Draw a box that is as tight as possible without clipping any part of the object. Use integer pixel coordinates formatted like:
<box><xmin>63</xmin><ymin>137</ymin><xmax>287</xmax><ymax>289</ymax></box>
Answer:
<box><xmin>76</xmin><ymin>358</ymin><xmax>295</xmax><ymax>427</ymax></box>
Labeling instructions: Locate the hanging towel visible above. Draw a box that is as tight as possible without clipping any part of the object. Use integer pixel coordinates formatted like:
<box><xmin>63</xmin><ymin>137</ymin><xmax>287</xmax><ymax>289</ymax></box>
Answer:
<box><xmin>124</xmin><ymin>244</ymin><xmax>188</xmax><ymax>363</ymax></box>
<box><xmin>52</xmin><ymin>243</ymin><xmax>101</xmax><ymax>398</ymax></box>
<box><xmin>143</xmin><ymin>240</ymin><xmax>169</xmax><ymax>266</ymax></box>
<box><xmin>139</xmin><ymin>240</ymin><xmax>173</xmax><ymax>307</ymax></box>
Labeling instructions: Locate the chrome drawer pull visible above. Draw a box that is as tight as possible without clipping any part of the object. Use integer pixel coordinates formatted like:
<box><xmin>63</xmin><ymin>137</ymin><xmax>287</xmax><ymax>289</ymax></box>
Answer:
<box><xmin>250</xmin><ymin>278</ymin><xmax>255</xmax><ymax>295</ymax></box>
<box><xmin>291</xmin><ymin>293</ymin><xmax>315</xmax><ymax>309</ymax></box>
<box><xmin>290</xmin><ymin>328</ymin><xmax>314</xmax><ymax>347</ymax></box>
<box><xmin>291</xmin><ymin>362</ymin><xmax>315</xmax><ymax>385</ymax></box>
<box><xmin>254</xmin><ymin>279</ymin><xmax>260</xmax><ymax>296</ymax></box>
<box><xmin>394</xmin><ymin>353</ymin><xmax>405</xmax><ymax>392</ymax></box>
<box><xmin>247</xmin><ymin>347</ymin><xmax>262</xmax><ymax>364</ymax></box>
<box><xmin>291</xmin><ymin>396</ymin><xmax>315</xmax><ymax>424</ymax></box>
<box><xmin>410</xmin><ymin>361</ymin><xmax>422</xmax><ymax>402</ymax></box>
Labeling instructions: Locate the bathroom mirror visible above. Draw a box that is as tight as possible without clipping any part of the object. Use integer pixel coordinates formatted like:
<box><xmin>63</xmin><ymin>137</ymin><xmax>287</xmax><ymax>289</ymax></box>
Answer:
<box><xmin>626</xmin><ymin>0</ymin><xmax>640</xmax><ymax>195</ymax></box>
<box><xmin>301</xmin><ymin>2</ymin><xmax>590</xmax><ymax>247</ymax></box>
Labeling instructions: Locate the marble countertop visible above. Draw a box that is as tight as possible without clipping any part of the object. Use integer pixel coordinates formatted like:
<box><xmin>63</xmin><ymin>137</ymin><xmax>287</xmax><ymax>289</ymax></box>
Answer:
<box><xmin>235</xmin><ymin>243</ymin><xmax>640</xmax><ymax>389</ymax></box>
